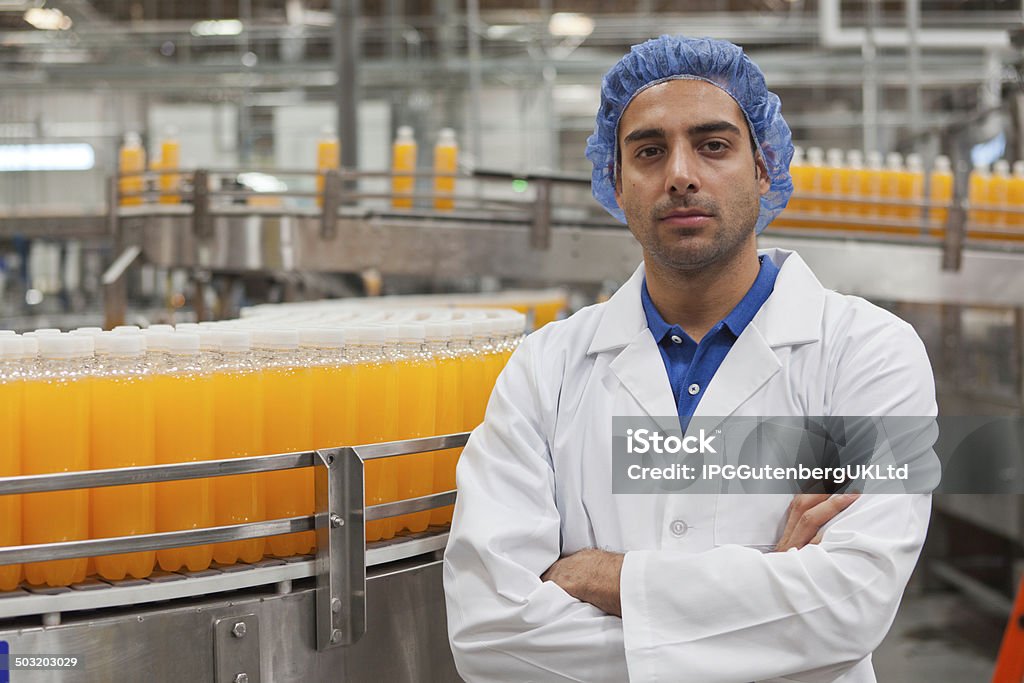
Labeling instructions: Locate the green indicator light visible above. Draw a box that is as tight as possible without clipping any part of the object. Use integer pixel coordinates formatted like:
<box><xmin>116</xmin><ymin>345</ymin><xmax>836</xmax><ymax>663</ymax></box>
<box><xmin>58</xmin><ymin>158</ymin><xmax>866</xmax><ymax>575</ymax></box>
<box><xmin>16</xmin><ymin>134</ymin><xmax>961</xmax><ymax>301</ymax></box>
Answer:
<box><xmin>512</xmin><ymin>179</ymin><xmax>529</xmax><ymax>192</ymax></box>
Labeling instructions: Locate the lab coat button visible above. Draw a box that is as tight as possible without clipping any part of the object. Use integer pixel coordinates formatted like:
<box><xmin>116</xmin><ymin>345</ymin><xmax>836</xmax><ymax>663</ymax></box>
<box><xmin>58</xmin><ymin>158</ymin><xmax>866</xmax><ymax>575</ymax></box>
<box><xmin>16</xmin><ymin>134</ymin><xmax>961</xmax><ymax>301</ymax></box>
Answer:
<box><xmin>687</xmin><ymin>383</ymin><xmax>700</xmax><ymax>395</ymax></box>
<box><xmin>669</xmin><ymin>519</ymin><xmax>688</xmax><ymax>537</ymax></box>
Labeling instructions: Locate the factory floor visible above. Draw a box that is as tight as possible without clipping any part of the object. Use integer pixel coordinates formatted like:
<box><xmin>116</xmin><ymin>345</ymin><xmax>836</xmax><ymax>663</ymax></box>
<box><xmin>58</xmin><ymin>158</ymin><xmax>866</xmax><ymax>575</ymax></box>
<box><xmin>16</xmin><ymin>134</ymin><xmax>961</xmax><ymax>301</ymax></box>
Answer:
<box><xmin>874</xmin><ymin>578</ymin><xmax>1008</xmax><ymax>681</ymax></box>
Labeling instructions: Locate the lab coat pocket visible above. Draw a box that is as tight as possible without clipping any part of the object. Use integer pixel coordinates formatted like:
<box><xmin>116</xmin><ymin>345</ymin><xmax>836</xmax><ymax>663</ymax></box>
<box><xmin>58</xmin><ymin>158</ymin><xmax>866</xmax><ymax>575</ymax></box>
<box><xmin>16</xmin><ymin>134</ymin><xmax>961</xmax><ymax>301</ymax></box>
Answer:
<box><xmin>713</xmin><ymin>494</ymin><xmax>789</xmax><ymax>549</ymax></box>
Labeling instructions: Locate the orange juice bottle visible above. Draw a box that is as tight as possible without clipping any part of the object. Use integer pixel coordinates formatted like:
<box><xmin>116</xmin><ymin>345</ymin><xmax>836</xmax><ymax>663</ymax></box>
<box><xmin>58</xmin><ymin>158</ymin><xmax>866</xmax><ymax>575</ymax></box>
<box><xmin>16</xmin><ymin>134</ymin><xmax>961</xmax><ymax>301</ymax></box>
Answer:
<box><xmin>968</xmin><ymin>163</ymin><xmax>991</xmax><ymax>230</ymax></box>
<box><xmin>462</xmin><ymin>320</ymin><xmax>489</xmax><ymax>432</ymax></box>
<box><xmin>901</xmin><ymin>153</ymin><xmax>925</xmax><ymax>227</ymax></box>
<box><xmin>23</xmin><ymin>334</ymin><xmax>90</xmax><ymax>587</ymax></box>
<box><xmin>316</xmin><ymin>126</ymin><xmax>340</xmax><ymax>208</ymax></box>
<box><xmin>427</xmin><ymin>321</ymin><xmax>463</xmax><ymax>526</ymax></box>
<box><xmin>785</xmin><ymin>146</ymin><xmax>806</xmax><ymax>220</ymax></box>
<box><xmin>376</xmin><ymin>325</ymin><xmax>405</xmax><ymax>540</ymax></box>
<box><xmin>880</xmin><ymin>153</ymin><xmax>903</xmax><ymax>221</ymax></box>
<box><xmin>391</xmin><ymin>126</ymin><xmax>417</xmax><ymax>209</ymax></box>
<box><xmin>0</xmin><ymin>337</ymin><xmax>25</xmax><ymax>591</ymax></box>
<box><xmin>989</xmin><ymin>160</ymin><xmax>1011</xmax><ymax>230</ymax></box>
<box><xmin>300</xmin><ymin>326</ymin><xmax>355</xmax><ymax>453</ymax></box>
<box><xmin>393</xmin><ymin>324</ymin><xmax>438</xmax><ymax>534</ymax></box>
<box><xmin>864</xmin><ymin>151</ymin><xmax>884</xmax><ymax>219</ymax></box>
<box><xmin>118</xmin><ymin>132</ymin><xmax>146</xmax><ymax>206</ymax></box>
<box><xmin>153</xmin><ymin>332</ymin><xmax>215</xmax><ymax>572</ymax></box>
<box><xmin>804</xmin><ymin>147</ymin><xmax>825</xmax><ymax>216</ymax></box>
<box><xmin>252</xmin><ymin>328</ymin><xmax>315</xmax><ymax>557</ymax></box>
<box><xmin>845</xmin><ymin>150</ymin><xmax>867</xmax><ymax>219</ymax></box>
<box><xmin>823</xmin><ymin>149</ymin><xmax>844</xmax><ymax>219</ymax></box>
<box><xmin>1009</xmin><ymin>161</ymin><xmax>1024</xmax><ymax>231</ymax></box>
<box><xmin>433</xmin><ymin>128</ymin><xmax>458</xmax><ymax>211</ymax></box>
<box><xmin>929</xmin><ymin>155</ymin><xmax>953</xmax><ymax>232</ymax></box>
<box><xmin>212</xmin><ymin>330</ymin><xmax>266</xmax><ymax>565</ymax></box>
<box><xmin>158</xmin><ymin>127</ymin><xmax>181</xmax><ymax>205</ymax></box>
<box><xmin>90</xmin><ymin>333</ymin><xmax>156</xmax><ymax>580</ymax></box>
<box><xmin>350</xmin><ymin>325</ymin><xmax>397</xmax><ymax>541</ymax></box>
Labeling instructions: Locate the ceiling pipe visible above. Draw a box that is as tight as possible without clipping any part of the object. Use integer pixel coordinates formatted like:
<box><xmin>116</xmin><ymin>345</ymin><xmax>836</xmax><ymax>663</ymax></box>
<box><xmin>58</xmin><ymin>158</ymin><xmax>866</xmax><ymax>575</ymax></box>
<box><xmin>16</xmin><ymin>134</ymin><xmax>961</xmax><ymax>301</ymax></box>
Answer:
<box><xmin>818</xmin><ymin>0</ymin><xmax>1009</xmax><ymax>49</ymax></box>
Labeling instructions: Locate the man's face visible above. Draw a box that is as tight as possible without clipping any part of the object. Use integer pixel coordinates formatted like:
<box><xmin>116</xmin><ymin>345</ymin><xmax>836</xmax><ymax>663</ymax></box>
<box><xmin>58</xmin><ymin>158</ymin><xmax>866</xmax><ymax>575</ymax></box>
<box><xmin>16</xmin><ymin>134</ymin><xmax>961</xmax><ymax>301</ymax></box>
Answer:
<box><xmin>614</xmin><ymin>79</ymin><xmax>770</xmax><ymax>272</ymax></box>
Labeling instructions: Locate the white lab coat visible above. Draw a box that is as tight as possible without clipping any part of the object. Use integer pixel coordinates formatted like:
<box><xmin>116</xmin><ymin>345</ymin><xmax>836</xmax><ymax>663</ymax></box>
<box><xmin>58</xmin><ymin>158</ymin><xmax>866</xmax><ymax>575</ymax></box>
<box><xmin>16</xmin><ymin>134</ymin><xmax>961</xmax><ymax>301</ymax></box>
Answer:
<box><xmin>443</xmin><ymin>248</ymin><xmax>934</xmax><ymax>683</ymax></box>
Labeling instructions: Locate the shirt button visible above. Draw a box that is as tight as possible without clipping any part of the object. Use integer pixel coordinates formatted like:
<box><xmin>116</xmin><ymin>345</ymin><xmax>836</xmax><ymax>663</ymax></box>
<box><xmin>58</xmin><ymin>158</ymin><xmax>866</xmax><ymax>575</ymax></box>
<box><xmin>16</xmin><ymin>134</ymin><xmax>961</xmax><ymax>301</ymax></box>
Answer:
<box><xmin>688</xmin><ymin>383</ymin><xmax>700</xmax><ymax>395</ymax></box>
<box><xmin>669</xmin><ymin>519</ymin><xmax>688</xmax><ymax>537</ymax></box>
<box><xmin>670</xmin><ymin>334</ymin><xmax>683</xmax><ymax>344</ymax></box>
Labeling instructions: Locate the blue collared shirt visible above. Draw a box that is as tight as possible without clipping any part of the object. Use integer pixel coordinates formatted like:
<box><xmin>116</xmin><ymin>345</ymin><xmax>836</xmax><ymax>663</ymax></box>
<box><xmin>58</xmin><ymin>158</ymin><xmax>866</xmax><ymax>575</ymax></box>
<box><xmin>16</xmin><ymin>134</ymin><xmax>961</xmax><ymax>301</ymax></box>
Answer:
<box><xmin>641</xmin><ymin>255</ymin><xmax>779</xmax><ymax>419</ymax></box>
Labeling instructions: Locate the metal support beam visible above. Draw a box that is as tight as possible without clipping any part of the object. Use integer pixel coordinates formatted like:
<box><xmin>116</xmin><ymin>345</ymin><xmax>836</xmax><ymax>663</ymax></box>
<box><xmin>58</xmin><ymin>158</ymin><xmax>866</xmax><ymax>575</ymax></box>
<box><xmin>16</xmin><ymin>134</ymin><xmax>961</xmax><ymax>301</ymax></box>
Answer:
<box><xmin>333</xmin><ymin>0</ymin><xmax>360</xmax><ymax>170</ymax></box>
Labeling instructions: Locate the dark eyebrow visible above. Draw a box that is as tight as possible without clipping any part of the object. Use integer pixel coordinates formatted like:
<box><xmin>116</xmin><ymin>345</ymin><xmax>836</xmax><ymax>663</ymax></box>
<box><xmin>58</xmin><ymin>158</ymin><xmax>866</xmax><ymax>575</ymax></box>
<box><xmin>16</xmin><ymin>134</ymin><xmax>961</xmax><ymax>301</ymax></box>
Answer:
<box><xmin>688</xmin><ymin>121</ymin><xmax>744</xmax><ymax>138</ymax></box>
<box><xmin>621</xmin><ymin>127</ymin><xmax>665</xmax><ymax>146</ymax></box>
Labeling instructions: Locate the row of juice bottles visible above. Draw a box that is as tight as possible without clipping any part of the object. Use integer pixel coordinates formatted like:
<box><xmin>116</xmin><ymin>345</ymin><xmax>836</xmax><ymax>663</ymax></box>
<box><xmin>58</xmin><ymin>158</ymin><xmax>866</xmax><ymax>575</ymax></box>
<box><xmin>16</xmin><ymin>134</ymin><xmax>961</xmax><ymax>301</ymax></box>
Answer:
<box><xmin>119</xmin><ymin>125</ymin><xmax>460</xmax><ymax>211</ymax></box>
<box><xmin>778</xmin><ymin>147</ymin><xmax>1024</xmax><ymax>232</ymax></box>
<box><xmin>0</xmin><ymin>309</ymin><xmax>525</xmax><ymax>590</ymax></box>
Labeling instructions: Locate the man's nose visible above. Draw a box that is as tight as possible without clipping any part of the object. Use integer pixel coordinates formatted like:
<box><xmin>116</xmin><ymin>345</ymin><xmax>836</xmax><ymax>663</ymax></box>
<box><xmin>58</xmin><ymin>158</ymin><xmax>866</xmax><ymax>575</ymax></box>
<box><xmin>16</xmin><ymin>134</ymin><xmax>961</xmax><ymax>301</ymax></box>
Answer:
<box><xmin>664</xmin><ymin>147</ymin><xmax>700</xmax><ymax>195</ymax></box>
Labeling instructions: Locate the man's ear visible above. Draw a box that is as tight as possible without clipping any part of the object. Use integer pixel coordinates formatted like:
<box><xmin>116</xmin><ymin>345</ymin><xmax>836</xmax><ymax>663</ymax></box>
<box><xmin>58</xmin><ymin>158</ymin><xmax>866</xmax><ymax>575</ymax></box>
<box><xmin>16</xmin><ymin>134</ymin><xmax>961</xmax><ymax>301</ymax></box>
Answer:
<box><xmin>755</xmin><ymin>154</ymin><xmax>770</xmax><ymax>196</ymax></box>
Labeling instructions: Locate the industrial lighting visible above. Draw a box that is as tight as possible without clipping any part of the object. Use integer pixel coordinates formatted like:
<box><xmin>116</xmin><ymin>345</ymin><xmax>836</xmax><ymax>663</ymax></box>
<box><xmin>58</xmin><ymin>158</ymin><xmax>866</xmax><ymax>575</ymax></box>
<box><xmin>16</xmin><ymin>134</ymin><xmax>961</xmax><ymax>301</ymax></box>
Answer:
<box><xmin>190</xmin><ymin>19</ymin><xmax>243</xmax><ymax>37</ymax></box>
<box><xmin>0</xmin><ymin>143</ymin><xmax>95</xmax><ymax>172</ymax></box>
<box><xmin>548</xmin><ymin>12</ymin><xmax>594</xmax><ymax>38</ymax></box>
<box><xmin>23</xmin><ymin>7</ymin><xmax>72</xmax><ymax>31</ymax></box>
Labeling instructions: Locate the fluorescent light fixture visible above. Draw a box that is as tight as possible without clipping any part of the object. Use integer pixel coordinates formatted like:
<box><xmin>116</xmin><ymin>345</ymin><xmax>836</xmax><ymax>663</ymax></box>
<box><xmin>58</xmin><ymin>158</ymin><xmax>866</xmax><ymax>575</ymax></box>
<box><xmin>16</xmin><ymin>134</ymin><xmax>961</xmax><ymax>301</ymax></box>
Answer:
<box><xmin>23</xmin><ymin>7</ymin><xmax>72</xmax><ymax>31</ymax></box>
<box><xmin>190</xmin><ymin>19</ymin><xmax>243</xmax><ymax>37</ymax></box>
<box><xmin>237</xmin><ymin>172</ymin><xmax>287</xmax><ymax>193</ymax></box>
<box><xmin>0</xmin><ymin>143</ymin><xmax>95</xmax><ymax>172</ymax></box>
<box><xmin>971</xmin><ymin>132</ymin><xmax>1006</xmax><ymax>169</ymax></box>
<box><xmin>548</xmin><ymin>12</ymin><xmax>593</xmax><ymax>38</ymax></box>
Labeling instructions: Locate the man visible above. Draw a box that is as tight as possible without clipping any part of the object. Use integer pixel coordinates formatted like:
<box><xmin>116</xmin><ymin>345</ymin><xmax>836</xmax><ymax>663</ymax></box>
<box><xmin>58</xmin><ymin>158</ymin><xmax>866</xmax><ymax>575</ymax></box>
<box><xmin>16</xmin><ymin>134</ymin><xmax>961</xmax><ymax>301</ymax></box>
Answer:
<box><xmin>444</xmin><ymin>35</ymin><xmax>933</xmax><ymax>682</ymax></box>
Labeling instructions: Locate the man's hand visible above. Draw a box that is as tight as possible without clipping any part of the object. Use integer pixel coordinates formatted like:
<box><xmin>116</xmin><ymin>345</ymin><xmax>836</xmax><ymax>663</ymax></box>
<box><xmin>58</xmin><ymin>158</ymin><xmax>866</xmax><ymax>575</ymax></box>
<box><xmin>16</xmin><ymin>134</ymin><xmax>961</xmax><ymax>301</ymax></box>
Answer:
<box><xmin>541</xmin><ymin>548</ymin><xmax>624</xmax><ymax>617</ymax></box>
<box><xmin>775</xmin><ymin>492</ymin><xmax>860</xmax><ymax>552</ymax></box>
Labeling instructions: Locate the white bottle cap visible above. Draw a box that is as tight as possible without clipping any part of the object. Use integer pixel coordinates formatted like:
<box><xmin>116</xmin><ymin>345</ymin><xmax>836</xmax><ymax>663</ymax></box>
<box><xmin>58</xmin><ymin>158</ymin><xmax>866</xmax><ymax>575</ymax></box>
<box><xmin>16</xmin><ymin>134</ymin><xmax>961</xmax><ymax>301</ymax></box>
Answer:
<box><xmin>143</xmin><ymin>330</ymin><xmax>174</xmax><ymax>351</ymax></box>
<box><xmin>124</xmin><ymin>132</ymin><xmax>142</xmax><ymax>147</ymax></box>
<box><xmin>471</xmin><ymin>319</ymin><xmax>494</xmax><ymax>340</ymax></box>
<box><xmin>166</xmin><ymin>332</ymin><xmax>200</xmax><ymax>354</ymax></box>
<box><xmin>251</xmin><ymin>328</ymin><xmax>300</xmax><ymax>350</ymax></box>
<box><xmin>220</xmin><ymin>330</ymin><xmax>252</xmax><ymax>353</ymax></box>
<box><xmin>905</xmin><ymin>153</ymin><xmax>923</xmax><ymax>171</ymax></box>
<box><xmin>846</xmin><ymin>149</ymin><xmax>864</xmax><ymax>167</ymax></box>
<box><xmin>349</xmin><ymin>325</ymin><xmax>384</xmax><ymax>345</ymax></box>
<box><xmin>74</xmin><ymin>334</ymin><xmax>95</xmax><ymax>356</ymax></box>
<box><xmin>114</xmin><ymin>325</ymin><xmax>142</xmax><ymax>334</ymax></box>
<box><xmin>438</xmin><ymin>128</ymin><xmax>457</xmax><ymax>146</ymax></box>
<box><xmin>866</xmin><ymin>150</ymin><xmax>883</xmax><ymax>169</ymax></box>
<box><xmin>299</xmin><ymin>327</ymin><xmax>346</xmax><ymax>349</ymax></box>
<box><xmin>197</xmin><ymin>330</ymin><xmax>222</xmax><ymax>352</ymax></box>
<box><xmin>148</xmin><ymin>324</ymin><xmax>175</xmax><ymax>333</ymax></box>
<box><xmin>72</xmin><ymin>327</ymin><xmax>103</xmax><ymax>335</ymax></box>
<box><xmin>1013</xmin><ymin>161</ymin><xmax>1024</xmax><ymax>177</ymax></box>
<box><xmin>791</xmin><ymin>146</ymin><xmax>804</xmax><ymax>164</ymax></box>
<box><xmin>885</xmin><ymin>152</ymin><xmax>903</xmax><ymax>170</ymax></box>
<box><xmin>100</xmin><ymin>333</ymin><xmax>145</xmax><ymax>356</ymax></box>
<box><xmin>37</xmin><ymin>335</ymin><xmax>77</xmax><ymax>359</ymax></box>
<box><xmin>934</xmin><ymin>155</ymin><xmax>951</xmax><ymax>173</ymax></box>
<box><xmin>973</xmin><ymin>162</ymin><xmax>990</xmax><ymax>173</ymax></box>
<box><xmin>0</xmin><ymin>331</ymin><xmax>15</xmax><ymax>337</ymax></box>
<box><xmin>826</xmin><ymin>148</ymin><xmax>844</xmax><ymax>167</ymax></box>
<box><xmin>34</xmin><ymin>328</ymin><xmax>61</xmax><ymax>335</ymax></box>
<box><xmin>20</xmin><ymin>336</ymin><xmax>38</xmax><ymax>357</ymax></box>
<box><xmin>396</xmin><ymin>125</ymin><xmax>415</xmax><ymax>142</ymax></box>
<box><xmin>175</xmin><ymin>323</ymin><xmax>201</xmax><ymax>332</ymax></box>
<box><xmin>0</xmin><ymin>337</ymin><xmax>24</xmax><ymax>359</ymax></box>
<box><xmin>398</xmin><ymin>323</ymin><xmax>426</xmax><ymax>342</ymax></box>
<box><xmin>424</xmin><ymin>321</ymin><xmax>451</xmax><ymax>340</ymax></box>
<box><xmin>806</xmin><ymin>147</ymin><xmax>824</xmax><ymax>165</ymax></box>
<box><xmin>451</xmin><ymin>321</ymin><xmax>473</xmax><ymax>340</ymax></box>
<box><xmin>993</xmin><ymin>159</ymin><xmax>1010</xmax><ymax>175</ymax></box>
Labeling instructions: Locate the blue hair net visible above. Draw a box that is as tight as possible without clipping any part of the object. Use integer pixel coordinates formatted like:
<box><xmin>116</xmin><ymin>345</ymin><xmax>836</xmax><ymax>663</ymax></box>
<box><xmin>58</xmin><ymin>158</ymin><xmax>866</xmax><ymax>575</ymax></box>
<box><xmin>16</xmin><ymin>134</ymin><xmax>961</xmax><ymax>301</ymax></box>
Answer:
<box><xmin>585</xmin><ymin>35</ymin><xmax>794</xmax><ymax>234</ymax></box>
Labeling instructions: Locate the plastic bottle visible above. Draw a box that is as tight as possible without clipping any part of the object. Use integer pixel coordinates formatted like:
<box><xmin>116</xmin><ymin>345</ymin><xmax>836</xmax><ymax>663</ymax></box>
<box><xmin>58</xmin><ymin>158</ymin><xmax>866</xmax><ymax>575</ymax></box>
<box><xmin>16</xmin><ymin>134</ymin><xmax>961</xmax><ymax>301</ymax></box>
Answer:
<box><xmin>316</xmin><ymin>126</ymin><xmax>340</xmax><ymax>208</ymax></box>
<box><xmin>989</xmin><ymin>160</ymin><xmax>1011</xmax><ymax>230</ymax></box>
<box><xmin>929</xmin><ymin>155</ymin><xmax>953</xmax><ymax>232</ymax></box>
<box><xmin>968</xmin><ymin>163</ymin><xmax>991</xmax><ymax>229</ymax></box>
<box><xmin>153</xmin><ymin>332</ymin><xmax>215</xmax><ymax>572</ymax></box>
<box><xmin>433</xmin><ymin>128</ymin><xmax>458</xmax><ymax>211</ymax></box>
<box><xmin>158</xmin><ymin>126</ymin><xmax>181</xmax><ymax>205</ymax></box>
<box><xmin>1009</xmin><ymin>161</ymin><xmax>1024</xmax><ymax>230</ymax></box>
<box><xmin>427</xmin><ymin>321</ymin><xmax>463</xmax><ymax>526</ymax></box>
<box><xmin>212</xmin><ymin>330</ymin><xmax>266</xmax><ymax>565</ymax></box>
<box><xmin>119</xmin><ymin>132</ymin><xmax>146</xmax><ymax>207</ymax></box>
<box><xmin>300</xmin><ymin>326</ymin><xmax>355</xmax><ymax>457</ymax></box>
<box><xmin>845</xmin><ymin>150</ymin><xmax>867</xmax><ymax>219</ymax></box>
<box><xmin>0</xmin><ymin>337</ymin><xmax>24</xmax><ymax>590</ymax></box>
<box><xmin>90</xmin><ymin>333</ymin><xmax>156</xmax><ymax>580</ymax></box>
<box><xmin>881</xmin><ymin>152</ymin><xmax>903</xmax><ymax>220</ymax></box>
<box><xmin>864</xmin><ymin>151</ymin><xmax>884</xmax><ymax>219</ymax></box>
<box><xmin>23</xmin><ymin>335</ymin><xmax>90</xmax><ymax>586</ymax></box>
<box><xmin>823</xmin><ymin>148</ymin><xmax>844</xmax><ymax>218</ymax></box>
<box><xmin>393</xmin><ymin>323</ymin><xmax>438</xmax><ymax>534</ymax></box>
<box><xmin>252</xmin><ymin>328</ymin><xmax>315</xmax><ymax>557</ymax></box>
<box><xmin>391</xmin><ymin>126</ymin><xmax>417</xmax><ymax>209</ymax></box>
<box><xmin>784</xmin><ymin>146</ymin><xmax>806</xmax><ymax>221</ymax></box>
<box><xmin>805</xmin><ymin>147</ymin><xmax>825</xmax><ymax>215</ymax></box>
<box><xmin>901</xmin><ymin>153</ymin><xmax>925</xmax><ymax>226</ymax></box>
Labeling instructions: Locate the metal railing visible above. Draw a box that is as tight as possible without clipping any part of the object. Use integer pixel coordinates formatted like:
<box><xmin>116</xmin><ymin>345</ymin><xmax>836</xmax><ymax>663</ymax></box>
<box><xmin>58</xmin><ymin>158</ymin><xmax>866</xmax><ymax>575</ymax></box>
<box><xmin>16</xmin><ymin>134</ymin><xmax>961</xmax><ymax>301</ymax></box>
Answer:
<box><xmin>0</xmin><ymin>431</ymin><xmax>468</xmax><ymax>650</ymax></box>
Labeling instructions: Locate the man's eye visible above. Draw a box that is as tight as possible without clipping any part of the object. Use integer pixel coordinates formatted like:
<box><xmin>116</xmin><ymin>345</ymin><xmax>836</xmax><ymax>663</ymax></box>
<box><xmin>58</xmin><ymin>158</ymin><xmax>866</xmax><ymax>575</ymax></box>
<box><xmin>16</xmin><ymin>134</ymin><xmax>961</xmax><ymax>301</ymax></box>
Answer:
<box><xmin>636</xmin><ymin>147</ymin><xmax>661</xmax><ymax>158</ymax></box>
<box><xmin>703</xmin><ymin>141</ymin><xmax>728</xmax><ymax>153</ymax></box>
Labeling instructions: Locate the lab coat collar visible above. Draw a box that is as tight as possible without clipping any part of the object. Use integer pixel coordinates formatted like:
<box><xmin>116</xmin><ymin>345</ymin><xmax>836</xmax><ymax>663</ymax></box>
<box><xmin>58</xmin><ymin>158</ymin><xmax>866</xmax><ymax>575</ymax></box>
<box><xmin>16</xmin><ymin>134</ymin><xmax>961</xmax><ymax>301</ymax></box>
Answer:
<box><xmin>587</xmin><ymin>247</ymin><xmax>824</xmax><ymax>356</ymax></box>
